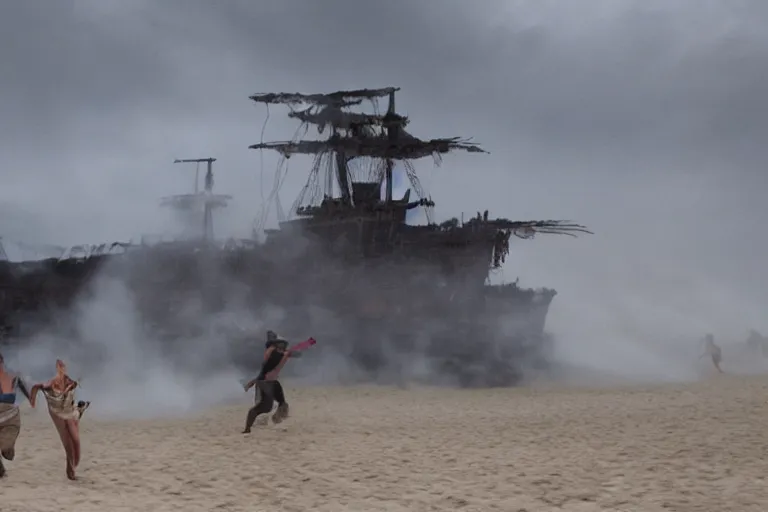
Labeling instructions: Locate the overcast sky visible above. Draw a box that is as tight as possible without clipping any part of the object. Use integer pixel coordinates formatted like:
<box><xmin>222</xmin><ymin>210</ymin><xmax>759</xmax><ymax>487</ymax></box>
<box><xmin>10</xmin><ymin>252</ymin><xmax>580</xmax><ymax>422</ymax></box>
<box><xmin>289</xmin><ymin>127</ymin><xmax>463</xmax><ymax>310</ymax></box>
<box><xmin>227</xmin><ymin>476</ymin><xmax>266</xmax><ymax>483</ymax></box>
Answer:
<box><xmin>2</xmin><ymin>0</ymin><xmax>768</xmax><ymax>355</ymax></box>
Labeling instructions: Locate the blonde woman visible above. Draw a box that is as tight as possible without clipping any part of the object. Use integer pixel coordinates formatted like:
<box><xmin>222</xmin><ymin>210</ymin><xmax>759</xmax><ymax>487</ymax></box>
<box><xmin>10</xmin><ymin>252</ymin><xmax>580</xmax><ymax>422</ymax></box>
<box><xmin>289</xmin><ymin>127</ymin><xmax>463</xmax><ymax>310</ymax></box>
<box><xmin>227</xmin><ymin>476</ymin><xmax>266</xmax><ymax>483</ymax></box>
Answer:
<box><xmin>30</xmin><ymin>359</ymin><xmax>90</xmax><ymax>480</ymax></box>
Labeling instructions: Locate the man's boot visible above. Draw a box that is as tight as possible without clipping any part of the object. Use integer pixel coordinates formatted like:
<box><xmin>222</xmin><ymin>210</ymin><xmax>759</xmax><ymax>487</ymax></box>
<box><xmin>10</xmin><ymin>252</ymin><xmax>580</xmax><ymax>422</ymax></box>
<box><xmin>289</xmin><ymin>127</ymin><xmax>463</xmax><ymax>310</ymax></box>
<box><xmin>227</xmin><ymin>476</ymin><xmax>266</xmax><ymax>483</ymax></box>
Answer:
<box><xmin>272</xmin><ymin>403</ymin><xmax>289</xmax><ymax>424</ymax></box>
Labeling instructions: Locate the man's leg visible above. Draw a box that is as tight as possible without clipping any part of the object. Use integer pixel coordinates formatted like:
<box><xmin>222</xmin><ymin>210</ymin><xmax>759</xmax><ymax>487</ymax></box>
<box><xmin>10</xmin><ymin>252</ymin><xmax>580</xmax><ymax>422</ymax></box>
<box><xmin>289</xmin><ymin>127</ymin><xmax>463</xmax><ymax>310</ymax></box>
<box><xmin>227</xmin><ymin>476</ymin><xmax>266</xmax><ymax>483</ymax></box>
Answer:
<box><xmin>712</xmin><ymin>355</ymin><xmax>724</xmax><ymax>373</ymax></box>
<box><xmin>243</xmin><ymin>382</ymin><xmax>274</xmax><ymax>433</ymax></box>
<box><xmin>251</xmin><ymin>388</ymin><xmax>268</xmax><ymax>426</ymax></box>
<box><xmin>272</xmin><ymin>381</ymin><xmax>289</xmax><ymax>424</ymax></box>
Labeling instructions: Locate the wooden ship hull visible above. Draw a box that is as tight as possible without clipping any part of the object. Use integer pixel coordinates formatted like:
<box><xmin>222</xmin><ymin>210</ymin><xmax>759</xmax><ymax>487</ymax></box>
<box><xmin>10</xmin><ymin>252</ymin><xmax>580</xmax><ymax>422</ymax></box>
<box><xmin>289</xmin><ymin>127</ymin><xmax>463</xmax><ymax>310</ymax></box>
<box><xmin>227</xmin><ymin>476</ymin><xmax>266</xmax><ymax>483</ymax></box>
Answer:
<box><xmin>0</xmin><ymin>229</ymin><xmax>557</xmax><ymax>386</ymax></box>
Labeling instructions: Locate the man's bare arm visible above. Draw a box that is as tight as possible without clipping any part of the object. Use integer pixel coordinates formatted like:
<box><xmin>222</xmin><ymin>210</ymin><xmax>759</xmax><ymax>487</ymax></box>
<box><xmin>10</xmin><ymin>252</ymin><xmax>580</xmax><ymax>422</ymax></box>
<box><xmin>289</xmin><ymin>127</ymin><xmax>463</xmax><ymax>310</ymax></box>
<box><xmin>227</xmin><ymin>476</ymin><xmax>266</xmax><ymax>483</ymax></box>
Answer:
<box><xmin>15</xmin><ymin>376</ymin><xmax>33</xmax><ymax>405</ymax></box>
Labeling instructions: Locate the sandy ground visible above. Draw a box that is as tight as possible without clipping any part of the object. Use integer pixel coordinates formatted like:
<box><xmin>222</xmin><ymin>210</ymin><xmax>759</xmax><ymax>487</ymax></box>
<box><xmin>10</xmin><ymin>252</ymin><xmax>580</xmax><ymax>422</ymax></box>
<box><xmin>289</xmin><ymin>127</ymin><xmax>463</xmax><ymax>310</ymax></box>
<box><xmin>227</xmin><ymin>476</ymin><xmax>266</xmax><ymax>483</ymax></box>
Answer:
<box><xmin>2</xmin><ymin>374</ymin><xmax>768</xmax><ymax>512</ymax></box>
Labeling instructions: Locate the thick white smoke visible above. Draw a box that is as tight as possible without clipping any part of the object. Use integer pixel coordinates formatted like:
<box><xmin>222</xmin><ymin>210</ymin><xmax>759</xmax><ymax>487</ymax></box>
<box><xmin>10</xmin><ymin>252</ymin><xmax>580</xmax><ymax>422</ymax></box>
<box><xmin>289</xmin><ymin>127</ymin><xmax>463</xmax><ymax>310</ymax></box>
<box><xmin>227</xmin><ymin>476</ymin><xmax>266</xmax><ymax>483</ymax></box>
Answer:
<box><xmin>4</xmin><ymin>275</ymin><xmax>250</xmax><ymax>419</ymax></box>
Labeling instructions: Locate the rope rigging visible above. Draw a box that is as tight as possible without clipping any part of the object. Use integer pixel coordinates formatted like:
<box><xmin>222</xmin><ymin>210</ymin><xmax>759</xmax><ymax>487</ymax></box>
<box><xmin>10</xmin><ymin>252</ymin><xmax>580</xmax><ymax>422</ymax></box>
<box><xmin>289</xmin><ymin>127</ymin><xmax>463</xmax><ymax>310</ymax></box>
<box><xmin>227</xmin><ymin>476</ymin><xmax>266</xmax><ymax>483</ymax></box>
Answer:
<box><xmin>252</xmin><ymin>93</ymin><xmax>439</xmax><ymax>232</ymax></box>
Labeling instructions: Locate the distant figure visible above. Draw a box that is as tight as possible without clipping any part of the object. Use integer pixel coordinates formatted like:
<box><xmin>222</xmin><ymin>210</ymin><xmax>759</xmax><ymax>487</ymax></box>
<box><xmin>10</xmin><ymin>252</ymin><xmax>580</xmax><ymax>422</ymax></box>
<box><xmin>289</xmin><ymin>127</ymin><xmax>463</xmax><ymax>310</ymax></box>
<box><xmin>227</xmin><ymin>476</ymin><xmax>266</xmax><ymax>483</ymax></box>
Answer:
<box><xmin>30</xmin><ymin>359</ymin><xmax>90</xmax><ymax>480</ymax></box>
<box><xmin>0</xmin><ymin>352</ymin><xmax>33</xmax><ymax>478</ymax></box>
<box><xmin>700</xmin><ymin>334</ymin><xmax>723</xmax><ymax>373</ymax></box>
<box><xmin>241</xmin><ymin>331</ymin><xmax>300</xmax><ymax>433</ymax></box>
<box><xmin>745</xmin><ymin>329</ymin><xmax>767</xmax><ymax>357</ymax></box>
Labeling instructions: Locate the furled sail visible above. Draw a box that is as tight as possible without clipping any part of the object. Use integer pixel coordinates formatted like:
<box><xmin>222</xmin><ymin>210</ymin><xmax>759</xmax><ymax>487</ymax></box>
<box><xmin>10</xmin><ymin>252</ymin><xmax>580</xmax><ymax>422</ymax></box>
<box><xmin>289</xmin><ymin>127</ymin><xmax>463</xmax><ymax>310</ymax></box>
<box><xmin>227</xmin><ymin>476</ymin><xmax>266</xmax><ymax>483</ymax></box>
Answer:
<box><xmin>288</xmin><ymin>106</ymin><xmax>408</xmax><ymax>133</ymax></box>
<box><xmin>249</xmin><ymin>133</ymin><xmax>486</xmax><ymax>160</ymax></box>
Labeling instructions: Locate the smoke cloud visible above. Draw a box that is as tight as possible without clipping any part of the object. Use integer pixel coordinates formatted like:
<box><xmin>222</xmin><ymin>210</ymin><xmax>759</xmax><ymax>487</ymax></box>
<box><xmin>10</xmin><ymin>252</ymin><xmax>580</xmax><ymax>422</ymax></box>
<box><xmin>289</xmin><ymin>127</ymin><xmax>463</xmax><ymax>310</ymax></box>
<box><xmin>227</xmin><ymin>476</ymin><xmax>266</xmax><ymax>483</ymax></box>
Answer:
<box><xmin>3</xmin><ymin>276</ymin><xmax>243</xmax><ymax>419</ymax></box>
<box><xmin>3</xmin><ymin>0</ymin><xmax>768</xmax><ymax>419</ymax></box>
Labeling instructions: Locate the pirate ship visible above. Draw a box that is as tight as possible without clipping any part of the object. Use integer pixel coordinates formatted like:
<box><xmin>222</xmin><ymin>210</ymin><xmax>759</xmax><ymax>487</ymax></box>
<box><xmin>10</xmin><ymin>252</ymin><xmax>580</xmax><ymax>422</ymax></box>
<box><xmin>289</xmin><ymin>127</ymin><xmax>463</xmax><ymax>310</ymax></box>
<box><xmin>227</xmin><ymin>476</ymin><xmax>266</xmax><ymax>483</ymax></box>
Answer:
<box><xmin>0</xmin><ymin>86</ymin><xmax>590</xmax><ymax>386</ymax></box>
<box><xmin>240</xmin><ymin>86</ymin><xmax>589</xmax><ymax>384</ymax></box>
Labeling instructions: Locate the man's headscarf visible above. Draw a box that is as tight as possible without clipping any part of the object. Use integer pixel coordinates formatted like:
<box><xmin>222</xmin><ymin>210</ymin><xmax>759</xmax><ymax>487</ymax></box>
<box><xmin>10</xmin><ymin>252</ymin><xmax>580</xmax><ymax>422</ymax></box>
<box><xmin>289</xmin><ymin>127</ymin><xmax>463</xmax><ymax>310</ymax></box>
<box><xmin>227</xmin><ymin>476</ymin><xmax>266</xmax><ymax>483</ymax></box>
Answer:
<box><xmin>265</xmin><ymin>330</ymin><xmax>287</xmax><ymax>349</ymax></box>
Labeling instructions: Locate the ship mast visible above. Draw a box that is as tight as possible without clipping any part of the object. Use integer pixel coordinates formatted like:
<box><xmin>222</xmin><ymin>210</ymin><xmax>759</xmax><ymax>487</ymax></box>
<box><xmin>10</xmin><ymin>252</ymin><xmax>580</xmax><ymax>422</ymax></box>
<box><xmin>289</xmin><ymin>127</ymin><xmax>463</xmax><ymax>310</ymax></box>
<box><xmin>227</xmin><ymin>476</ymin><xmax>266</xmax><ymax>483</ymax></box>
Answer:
<box><xmin>160</xmin><ymin>157</ymin><xmax>232</xmax><ymax>242</ymax></box>
<box><xmin>248</xmin><ymin>87</ymin><xmax>486</xmax><ymax>215</ymax></box>
<box><xmin>335</xmin><ymin>89</ymin><xmax>397</xmax><ymax>206</ymax></box>
<box><xmin>333</xmin><ymin>132</ymin><xmax>352</xmax><ymax>206</ymax></box>
<box><xmin>384</xmin><ymin>90</ymin><xmax>396</xmax><ymax>203</ymax></box>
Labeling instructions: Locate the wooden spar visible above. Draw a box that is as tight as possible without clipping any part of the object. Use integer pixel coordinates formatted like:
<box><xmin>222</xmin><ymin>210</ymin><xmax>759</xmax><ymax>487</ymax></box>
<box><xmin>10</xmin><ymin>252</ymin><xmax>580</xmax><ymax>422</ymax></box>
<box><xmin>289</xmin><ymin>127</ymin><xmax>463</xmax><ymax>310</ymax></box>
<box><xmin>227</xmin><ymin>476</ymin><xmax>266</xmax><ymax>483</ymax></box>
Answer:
<box><xmin>248</xmin><ymin>136</ymin><xmax>486</xmax><ymax>160</ymax></box>
<box><xmin>333</xmin><ymin>135</ymin><xmax>352</xmax><ymax>206</ymax></box>
<box><xmin>385</xmin><ymin>90</ymin><xmax>396</xmax><ymax>203</ymax></box>
<box><xmin>249</xmin><ymin>87</ymin><xmax>400</xmax><ymax>107</ymax></box>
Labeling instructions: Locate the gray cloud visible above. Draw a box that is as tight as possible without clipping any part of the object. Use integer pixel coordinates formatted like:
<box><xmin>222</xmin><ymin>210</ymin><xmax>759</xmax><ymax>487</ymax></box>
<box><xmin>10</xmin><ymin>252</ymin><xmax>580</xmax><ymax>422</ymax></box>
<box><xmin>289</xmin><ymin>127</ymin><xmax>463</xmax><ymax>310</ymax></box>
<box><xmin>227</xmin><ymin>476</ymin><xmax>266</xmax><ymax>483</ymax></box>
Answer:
<box><xmin>2</xmin><ymin>0</ymin><xmax>768</xmax><ymax>377</ymax></box>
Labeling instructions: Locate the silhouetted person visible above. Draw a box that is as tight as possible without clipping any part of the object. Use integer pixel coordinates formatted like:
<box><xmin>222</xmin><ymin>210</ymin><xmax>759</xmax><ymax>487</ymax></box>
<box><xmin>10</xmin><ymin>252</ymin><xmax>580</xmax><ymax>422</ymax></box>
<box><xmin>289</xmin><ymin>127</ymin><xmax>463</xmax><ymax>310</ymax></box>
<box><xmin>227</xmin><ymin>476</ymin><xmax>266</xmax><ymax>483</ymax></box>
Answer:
<box><xmin>700</xmin><ymin>334</ymin><xmax>723</xmax><ymax>373</ymax></box>
<box><xmin>746</xmin><ymin>329</ymin><xmax>767</xmax><ymax>357</ymax></box>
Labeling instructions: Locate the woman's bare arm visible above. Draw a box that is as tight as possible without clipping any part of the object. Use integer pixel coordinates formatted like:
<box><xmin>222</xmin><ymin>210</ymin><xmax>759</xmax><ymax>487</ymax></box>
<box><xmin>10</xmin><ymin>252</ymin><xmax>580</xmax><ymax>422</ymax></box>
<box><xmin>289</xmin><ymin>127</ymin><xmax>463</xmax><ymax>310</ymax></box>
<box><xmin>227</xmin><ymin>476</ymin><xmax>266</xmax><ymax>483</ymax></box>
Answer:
<box><xmin>63</xmin><ymin>376</ymin><xmax>78</xmax><ymax>393</ymax></box>
<box><xmin>29</xmin><ymin>378</ymin><xmax>56</xmax><ymax>406</ymax></box>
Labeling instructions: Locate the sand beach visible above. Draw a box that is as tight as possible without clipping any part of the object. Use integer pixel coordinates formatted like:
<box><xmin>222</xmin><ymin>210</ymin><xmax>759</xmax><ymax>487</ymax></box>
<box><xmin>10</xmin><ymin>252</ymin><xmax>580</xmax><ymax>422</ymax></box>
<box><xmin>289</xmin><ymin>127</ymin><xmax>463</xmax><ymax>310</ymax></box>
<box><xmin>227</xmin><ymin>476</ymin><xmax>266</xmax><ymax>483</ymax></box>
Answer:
<box><xmin>2</xmin><ymin>375</ymin><xmax>768</xmax><ymax>512</ymax></box>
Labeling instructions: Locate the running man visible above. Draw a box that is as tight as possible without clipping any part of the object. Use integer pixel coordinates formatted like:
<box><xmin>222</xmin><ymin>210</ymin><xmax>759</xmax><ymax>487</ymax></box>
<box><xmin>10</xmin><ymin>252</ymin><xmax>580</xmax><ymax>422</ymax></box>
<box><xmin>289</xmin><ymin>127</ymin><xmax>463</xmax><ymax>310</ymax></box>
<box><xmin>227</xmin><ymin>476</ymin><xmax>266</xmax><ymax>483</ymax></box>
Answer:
<box><xmin>700</xmin><ymin>334</ymin><xmax>724</xmax><ymax>373</ymax></box>
<box><xmin>241</xmin><ymin>331</ymin><xmax>301</xmax><ymax>433</ymax></box>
